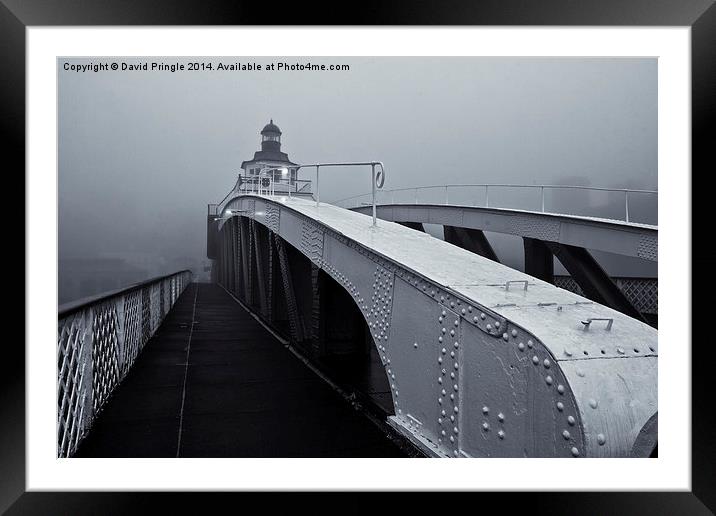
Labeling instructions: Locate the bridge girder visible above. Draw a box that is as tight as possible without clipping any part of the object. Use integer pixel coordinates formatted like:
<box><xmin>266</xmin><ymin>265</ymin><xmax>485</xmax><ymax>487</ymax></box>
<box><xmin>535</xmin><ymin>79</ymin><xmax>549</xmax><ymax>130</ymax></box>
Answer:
<box><xmin>213</xmin><ymin>195</ymin><xmax>658</xmax><ymax>458</ymax></box>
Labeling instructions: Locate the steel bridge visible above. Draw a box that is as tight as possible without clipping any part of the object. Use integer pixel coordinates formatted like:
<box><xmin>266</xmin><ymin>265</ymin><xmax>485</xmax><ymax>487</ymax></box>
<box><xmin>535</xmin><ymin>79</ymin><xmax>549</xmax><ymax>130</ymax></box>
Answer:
<box><xmin>58</xmin><ymin>176</ymin><xmax>658</xmax><ymax>459</ymax></box>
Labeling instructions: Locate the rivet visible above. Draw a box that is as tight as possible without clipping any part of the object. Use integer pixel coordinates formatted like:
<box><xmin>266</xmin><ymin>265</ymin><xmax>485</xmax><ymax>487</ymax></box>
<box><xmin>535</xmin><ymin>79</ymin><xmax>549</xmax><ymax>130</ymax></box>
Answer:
<box><xmin>589</xmin><ymin>399</ymin><xmax>598</xmax><ymax>409</ymax></box>
<box><xmin>527</xmin><ymin>340</ymin><xmax>534</xmax><ymax>348</ymax></box>
<box><xmin>482</xmin><ymin>406</ymin><xmax>489</xmax><ymax>414</ymax></box>
<box><xmin>450</xmin><ymin>330</ymin><xmax>455</xmax><ymax>337</ymax></box>
<box><xmin>454</xmin><ymin>320</ymin><xmax>459</xmax><ymax>327</ymax></box>
<box><xmin>453</xmin><ymin>362</ymin><xmax>459</xmax><ymax>370</ymax></box>
<box><xmin>532</xmin><ymin>356</ymin><xmax>539</xmax><ymax>365</ymax></box>
<box><xmin>441</xmin><ymin>389</ymin><xmax>447</xmax><ymax>396</ymax></box>
<box><xmin>413</xmin><ymin>342</ymin><xmax>418</xmax><ymax>349</ymax></box>
<box><xmin>556</xmin><ymin>402</ymin><xmax>564</xmax><ymax>411</ymax></box>
<box><xmin>495</xmin><ymin>321</ymin><xmax>501</xmax><ymax>328</ymax></box>
<box><xmin>498</xmin><ymin>413</ymin><xmax>504</xmax><ymax>422</ymax></box>
<box><xmin>438</xmin><ymin>377</ymin><xmax>443</xmax><ymax>384</ymax></box>
<box><xmin>597</xmin><ymin>433</ymin><xmax>606</xmax><ymax>445</ymax></box>
<box><xmin>450</xmin><ymin>302</ymin><xmax>455</xmax><ymax>308</ymax></box>
<box><xmin>450</xmin><ymin>351</ymin><xmax>455</xmax><ymax>358</ymax></box>
<box><xmin>438</xmin><ymin>397</ymin><xmax>443</xmax><ymax>404</ymax></box>
<box><xmin>567</xmin><ymin>416</ymin><xmax>575</xmax><ymax>426</ymax></box>
<box><xmin>454</xmin><ymin>341</ymin><xmax>459</xmax><ymax>349</ymax></box>
<box><xmin>571</xmin><ymin>447</ymin><xmax>580</xmax><ymax>457</ymax></box>
<box><xmin>502</xmin><ymin>333</ymin><xmax>509</xmax><ymax>341</ymax></box>
<box><xmin>557</xmin><ymin>384</ymin><xmax>565</xmax><ymax>395</ymax></box>
<box><xmin>441</xmin><ymin>348</ymin><xmax>447</xmax><ymax>355</ymax></box>
<box><xmin>511</xmin><ymin>329</ymin><xmax>518</xmax><ymax>338</ymax></box>
<box><xmin>441</xmin><ymin>328</ymin><xmax>446</xmax><ymax>334</ymax></box>
<box><xmin>518</xmin><ymin>342</ymin><xmax>525</xmax><ymax>351</ymax></box>
<box><xmin>453</xmin><ymin>384</ymin><xmax>458</xmax><ymax>391</ymax></box>
<box><xmin>453</xmin><ymin>406</ymin><xmax>459</xmax><ymax>413</ymax></box>
<box><xmin>449</xmin><ymin>436</ymin><xmax>455</xmax><ymax>443</ymax></box>
<box><xmin>441</xmin><ymin>430</ymin><xmax>446</xmax><ymax>436</ymax></box>
<box><xmin>562</xmin><ymin>430</ymin><xmax>571</xmax><ymax>440</ymax></box>
<box><xmin>480</xmin><ymin>313</ymin><xmax>486</xmax><ymax>320</ymax></box>
<box><xmin>486</xmin><ymin>324</ymin><xmax>492</xmax><ymax>332</ymax></box>
<box><xmin>564</xmin><ymin>348</ymin><xmax>572</xmax><ymax>357</ymax></box>
<box><xmin>441</xmin><ymin>310</ymin><xmax>446</xmax><ymax>317</ymax></box>
<box><xmin>453</xmin><ymin>427</ymin><xmax>459</xmax><ymax>434</ymax></box>
<box><xmin>461</xmin><ymin>309</ymin><xmax>466</xmax><ymax>315</ymax></box>
<box><xmin>473</xmin><ymin>316</ymin><xmax>479</xmax><ymax>323</ymax></box>
<box><xmin>438</xmin><ymin>336</ymin><xmax>443</xmax><ymax>343</ymax></box>
<box><xmin>438</xmin><ymin>357</ymin><xmax>443</xmax><ymax>364</ymax></box>
<box><xmin>545</xmin><ymin>375</ymin><xmax>553</xmax><ymax>385</ymax></box>
<box><xmin>438</xmin><ymin>417</ymin><xmax>443</xmax><ymax>424</ymax></box>
<box><xmin>438</xmin><ymin>316</ymin><xmax>443</xmax><ymax>323</ymax></box>
<box><xmin>450</xmin><ymin>394</ymin><xmax>455</xmax><ymax>401</ymax></box>
<box><xmin>482</xmin><ymin>422</ymin><xmax>489</xmax><ymax>431</ymax></box>
<box><xmin>543</xmin><ymin>359</ymin><xmax>551</xmax><ymax>368</ymax></box>
<box><xmin>450</xmin><ymin>415</ymin><xmax>455</xmax><ymax>422</ymax></box>
<box><xmin>468</xmin><ymin>306</ymin><xmax>473</xmax><ymax>312</ymax></box>
<box><xmin>441</xmin><ymin>410</ymin><xmax>446</xmax><ymax>416</ymax></box>
<box><xmin>617</xmin><ymin>347</ymin><xmax>625</xmax><ymax>354</ymax></box>
<box><xmin>450</xmin><ymin>372</ymin><xmax>455</xmax><ymax>379</ymax></box>
<box><xmin>497</xmin><ymin>430</ymin><xmax>505</xmax><ymax>439</ymax></box>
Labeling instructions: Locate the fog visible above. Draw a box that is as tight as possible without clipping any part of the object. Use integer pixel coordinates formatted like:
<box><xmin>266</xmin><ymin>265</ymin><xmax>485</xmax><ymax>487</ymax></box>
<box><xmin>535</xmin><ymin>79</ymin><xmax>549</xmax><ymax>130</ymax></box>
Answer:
<box><xmin>59</xmin><ymin>57</ymin><xmax>656</xmax><ymax>303</ymax></box>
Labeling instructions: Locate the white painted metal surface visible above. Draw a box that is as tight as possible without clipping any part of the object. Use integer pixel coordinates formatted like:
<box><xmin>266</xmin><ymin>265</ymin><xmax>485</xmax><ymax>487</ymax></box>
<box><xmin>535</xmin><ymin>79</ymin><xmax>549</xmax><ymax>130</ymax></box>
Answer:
<box><xmin>218</xmin><ymin>193</ymin><xmax>657</xmax><ymax>458</ymax></box>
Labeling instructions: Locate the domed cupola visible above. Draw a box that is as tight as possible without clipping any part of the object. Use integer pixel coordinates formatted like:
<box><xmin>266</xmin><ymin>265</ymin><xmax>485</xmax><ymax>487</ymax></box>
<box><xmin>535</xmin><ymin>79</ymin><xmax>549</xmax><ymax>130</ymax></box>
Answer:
<box><xmin>260</xmin><ymin>119</ymin><xmax>282</xmax><ymax>152</ymax></box>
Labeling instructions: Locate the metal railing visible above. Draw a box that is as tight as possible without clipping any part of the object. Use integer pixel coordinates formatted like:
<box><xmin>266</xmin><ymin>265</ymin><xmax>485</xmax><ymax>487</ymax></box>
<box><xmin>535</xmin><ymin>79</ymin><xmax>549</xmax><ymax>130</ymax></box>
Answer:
<box><xmin>333</xmin><ymin>183</ymin><xmax>657</xmax><ymax>224</ymax></box>
<box><xmin>297</xmin><ymin>162</ymin><xmax>386</xmax><ymax>226</ymax></box>
<box><xmin>57</xmin><ymin>270</ymin><xmax>192</xmax><ymax>457</ymax></box>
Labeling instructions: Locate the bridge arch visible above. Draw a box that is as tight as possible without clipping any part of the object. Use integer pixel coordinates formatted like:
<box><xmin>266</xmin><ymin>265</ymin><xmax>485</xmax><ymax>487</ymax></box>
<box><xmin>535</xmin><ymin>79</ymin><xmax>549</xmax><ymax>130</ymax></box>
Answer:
<box><xmin>211</xmin><ymin>194</ymin><xmax>657</xmax><ymax>458</ymax></box>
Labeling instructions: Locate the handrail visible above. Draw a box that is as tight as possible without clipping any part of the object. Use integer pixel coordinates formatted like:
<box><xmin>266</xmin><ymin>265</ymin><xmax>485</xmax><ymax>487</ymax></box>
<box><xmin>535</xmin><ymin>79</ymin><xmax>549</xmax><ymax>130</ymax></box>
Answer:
<box><xmin>297</xmin><ymin>161</ymin><xmax>386</xmax><ymax>226</ymax></box>
<box><xmin>58</xmin><ymin>269</ymin><xmax>193</xmax><ymax>318</ymax></box>
<box><xmin>333</xmin><ymin>183</ymin><xmax>656</xmax><ymax>224</ymax></box>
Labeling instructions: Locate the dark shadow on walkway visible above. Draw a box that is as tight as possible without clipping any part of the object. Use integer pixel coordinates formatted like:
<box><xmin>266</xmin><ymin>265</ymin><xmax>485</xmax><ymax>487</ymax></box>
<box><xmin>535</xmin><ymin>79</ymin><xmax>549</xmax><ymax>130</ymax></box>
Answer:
<box><xmin>76</xmin><ymin>283</ymin><xmax>405</xmax><ymax>457</ymax></box>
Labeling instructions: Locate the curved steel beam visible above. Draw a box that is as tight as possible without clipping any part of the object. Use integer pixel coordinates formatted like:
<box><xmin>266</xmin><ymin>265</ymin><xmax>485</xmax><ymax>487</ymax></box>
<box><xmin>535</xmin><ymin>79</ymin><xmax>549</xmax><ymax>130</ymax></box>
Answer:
<box><xmin>350</xmin><ymin>203</ymin><xmax>657</xmax><ymax>261</ymax></box>
<box><xmin>215</xmin><ymin>194</ymin><xmax>657</xmax><ymax>458</ymax></box>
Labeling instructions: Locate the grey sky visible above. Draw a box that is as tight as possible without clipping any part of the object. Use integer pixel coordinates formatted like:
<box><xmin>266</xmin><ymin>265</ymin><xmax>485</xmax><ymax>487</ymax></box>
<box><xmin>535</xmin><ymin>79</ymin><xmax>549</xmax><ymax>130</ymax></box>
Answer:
<box><xmin>59</xmin><ymin>57</ymin><xmax>656</xmax><ymax>273</ymax></box>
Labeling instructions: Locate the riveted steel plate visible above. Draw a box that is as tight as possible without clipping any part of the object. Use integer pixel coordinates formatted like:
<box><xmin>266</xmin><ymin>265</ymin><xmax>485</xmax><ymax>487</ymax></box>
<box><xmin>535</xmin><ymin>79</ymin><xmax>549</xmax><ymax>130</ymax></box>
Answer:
<box><xmin>559</xmin><ymin>356</ymin><xmax>657</xmax><ymax>457</ymax></box>
<box><xmin>496</xmin><ymin>302</ymin><xmax>657</xmax><ymax>361</ymax></box>
<box><xmin>387</xmin><ymin>276</ymin><xmax>462</xmax><ymax>453</ymax></box>
<box><xmin>459</xmin><ymin>321</ymin><xmax>584</xmax><ymax>457</ymax></box>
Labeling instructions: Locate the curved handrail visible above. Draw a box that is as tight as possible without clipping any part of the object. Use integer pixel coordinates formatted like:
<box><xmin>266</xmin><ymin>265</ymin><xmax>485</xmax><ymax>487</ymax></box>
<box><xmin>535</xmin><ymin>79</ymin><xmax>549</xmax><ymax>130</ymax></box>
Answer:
<box><xmin>332</xmin><ymin>183</ymin><xmax>657</xmax><ymax>223</ymax></box>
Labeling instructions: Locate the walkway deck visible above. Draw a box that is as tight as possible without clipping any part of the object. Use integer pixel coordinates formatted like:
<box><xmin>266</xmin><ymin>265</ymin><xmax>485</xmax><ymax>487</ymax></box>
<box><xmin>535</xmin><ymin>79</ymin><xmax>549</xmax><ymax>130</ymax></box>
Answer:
<box><xmin>76</xmin><ymin>283</ymin><xmax>404</xmax><ymax>457</ymax></box>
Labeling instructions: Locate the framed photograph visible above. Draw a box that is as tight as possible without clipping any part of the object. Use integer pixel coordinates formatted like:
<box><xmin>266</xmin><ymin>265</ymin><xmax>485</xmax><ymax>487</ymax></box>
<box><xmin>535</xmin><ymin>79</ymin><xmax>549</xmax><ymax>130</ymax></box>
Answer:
<box><xmin>6</xmin><ymin>0</ymin><xmax>713</xmax><ymax>512</ymax></box>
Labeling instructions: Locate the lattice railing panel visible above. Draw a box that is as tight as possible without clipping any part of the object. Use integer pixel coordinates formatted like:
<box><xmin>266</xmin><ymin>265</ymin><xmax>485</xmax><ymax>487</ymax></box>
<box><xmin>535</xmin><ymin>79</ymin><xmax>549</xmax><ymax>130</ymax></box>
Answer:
<box><xmin>122</xmin><ymin>289</ymin><xmax>142</xmax><ymax>377</ymax></box>
<box><xmin>91</xmin><ymin>299</ymin><xmax>120</xmax><ymax>413</ymax></box>
<box><xmin>554</xmin><ymin>276</ymin><xmax>657</xmax><ymax>315</ymax></box>
<box><xmin>57</xmin><ymin>311</ymin><xmax>90</xmax><ymax>458</ymax></box>
<box><xmin>57</xmin><ymin>270</ymin><xmax>192</xmax><ymax>457</ymax></box>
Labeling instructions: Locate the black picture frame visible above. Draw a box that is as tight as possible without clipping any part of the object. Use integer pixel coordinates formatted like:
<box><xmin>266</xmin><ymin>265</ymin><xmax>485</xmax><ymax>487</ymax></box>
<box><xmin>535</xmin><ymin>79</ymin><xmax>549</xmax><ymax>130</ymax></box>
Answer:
<box><xmin>5</xmin><ymin>0</ymin><xmax>714</xmax><ymax>513</ymax></box>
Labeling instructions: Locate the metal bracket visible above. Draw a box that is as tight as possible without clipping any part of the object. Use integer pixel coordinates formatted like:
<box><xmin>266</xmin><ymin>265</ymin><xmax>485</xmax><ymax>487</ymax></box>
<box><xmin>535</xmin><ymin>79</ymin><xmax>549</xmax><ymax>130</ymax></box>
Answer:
<box><xmin>581</xmin><ymin>318</ymin><xmax>613</xmax><ymax>331</ymax></box>
<box><xmin>505</xmin><ymin>280</ymin><xmax>529</xmax><ymax>291</ymax></box>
